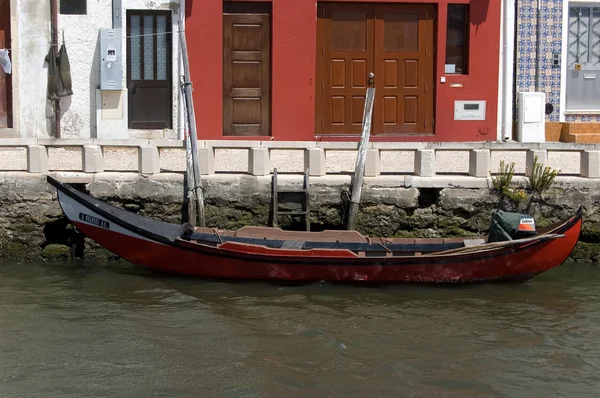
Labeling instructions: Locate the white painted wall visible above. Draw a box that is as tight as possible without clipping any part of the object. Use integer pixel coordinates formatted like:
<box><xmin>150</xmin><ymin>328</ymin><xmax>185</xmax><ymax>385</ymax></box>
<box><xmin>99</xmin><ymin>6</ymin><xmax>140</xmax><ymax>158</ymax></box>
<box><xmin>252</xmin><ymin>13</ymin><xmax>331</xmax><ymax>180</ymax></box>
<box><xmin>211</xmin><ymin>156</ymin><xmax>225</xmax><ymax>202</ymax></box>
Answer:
<box><xmin>11</xmin><ymin>0</ymin><xmax>181</xmax><ymax>139</ymax></box>
<box><xmin>16</xmin><ymin>0</ymin><xmax>51</xmax><ymax>138</ymax></box>
<box><xmin>57</xmin><ymin>0</ymin><xmax>181</xmax><ymax>139</ymax></box>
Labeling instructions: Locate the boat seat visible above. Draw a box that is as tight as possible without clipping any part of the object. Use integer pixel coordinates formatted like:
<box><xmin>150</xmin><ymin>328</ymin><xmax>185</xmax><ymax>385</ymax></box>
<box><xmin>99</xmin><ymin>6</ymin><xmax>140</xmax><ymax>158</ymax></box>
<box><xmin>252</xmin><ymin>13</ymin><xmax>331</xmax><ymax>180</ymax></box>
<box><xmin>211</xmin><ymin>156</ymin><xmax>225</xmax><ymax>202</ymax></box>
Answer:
<box><xmin>463</xmin><ymin>238</ymin><xmax>486</xmax><ymax>247</ymax></box>
<box><xmin>232</xmin><ymin>226</ymin><xmax>368</xmax><ymax>243</ymax></box>
<box><xmin>385</xmin><ymin>238</ymin><xmax>416</xmax><ymax>244</ymax></box>
<box><xmin>281</xmin><ymin>240</ymin><xmax>305</xmax><ymax>250</ymax></box>
<box><xmin>415</xmin><ymin>238</ymin><xmax>445</xmax><ymax>244</ymax></box>
<box><xmin>443</xmin><ymin>237</ymin><xmax>467</xmax><ymax>243</ymax></box>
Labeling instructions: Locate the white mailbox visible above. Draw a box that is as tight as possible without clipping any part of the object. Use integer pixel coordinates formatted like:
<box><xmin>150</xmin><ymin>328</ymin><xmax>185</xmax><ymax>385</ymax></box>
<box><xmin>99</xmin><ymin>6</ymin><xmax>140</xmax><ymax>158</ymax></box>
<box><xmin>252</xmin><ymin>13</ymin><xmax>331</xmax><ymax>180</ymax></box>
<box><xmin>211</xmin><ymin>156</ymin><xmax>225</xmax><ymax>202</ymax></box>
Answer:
<box><xmin>517</xmin><ymin>92</ymin><xmax>546</xmax><ymax>143</ymax></box>
<box><xmin>454</xmin><ymin>101</ymin><xmax>486</xmax><ymax>120</ymax></box>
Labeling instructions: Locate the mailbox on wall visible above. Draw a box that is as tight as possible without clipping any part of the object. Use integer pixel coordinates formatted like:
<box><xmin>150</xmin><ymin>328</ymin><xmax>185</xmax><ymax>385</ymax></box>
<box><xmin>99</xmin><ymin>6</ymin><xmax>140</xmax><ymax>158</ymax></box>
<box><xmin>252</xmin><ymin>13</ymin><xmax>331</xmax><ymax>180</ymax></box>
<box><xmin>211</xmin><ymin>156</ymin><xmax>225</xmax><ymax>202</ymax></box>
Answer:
<box><xmin>454</xmin><ymin>101</ymin><xmax>486</xmax><ymax>121</ymax></box>
<box><xmin>99</xmin><ymin>28</ymin><xmax>123</xmax><ymax>90</ymax></box>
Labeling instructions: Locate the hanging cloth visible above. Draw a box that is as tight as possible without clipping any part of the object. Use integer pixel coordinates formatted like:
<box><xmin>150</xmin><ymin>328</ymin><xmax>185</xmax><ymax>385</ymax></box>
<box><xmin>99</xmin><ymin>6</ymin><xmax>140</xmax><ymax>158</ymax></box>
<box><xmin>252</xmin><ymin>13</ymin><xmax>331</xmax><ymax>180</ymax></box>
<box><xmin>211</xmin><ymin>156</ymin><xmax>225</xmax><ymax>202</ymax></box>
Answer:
<box><xmin>0</xmin><ymin>49</ymin><xmax>11</xmax><ymax>74</ymax></box>
<box><xmin>56</xmin><ymin>40</ymin><xmax>73</xmax><ymax>97</ymax></box>
<box><xmin>44</xmin><ymin>46</ymin><xmax>60</xmax><ymax>100</ymax></box>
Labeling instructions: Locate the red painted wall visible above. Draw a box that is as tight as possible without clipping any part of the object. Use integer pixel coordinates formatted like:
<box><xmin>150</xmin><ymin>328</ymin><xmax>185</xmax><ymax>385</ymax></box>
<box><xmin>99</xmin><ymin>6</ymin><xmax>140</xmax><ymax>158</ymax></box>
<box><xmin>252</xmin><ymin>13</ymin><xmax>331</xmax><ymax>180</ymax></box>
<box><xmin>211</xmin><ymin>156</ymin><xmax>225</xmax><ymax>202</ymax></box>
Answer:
<box><xmin>185</xmin><ymin>0</ymin><xmax>501</xmax><ymax>142</ymax></box>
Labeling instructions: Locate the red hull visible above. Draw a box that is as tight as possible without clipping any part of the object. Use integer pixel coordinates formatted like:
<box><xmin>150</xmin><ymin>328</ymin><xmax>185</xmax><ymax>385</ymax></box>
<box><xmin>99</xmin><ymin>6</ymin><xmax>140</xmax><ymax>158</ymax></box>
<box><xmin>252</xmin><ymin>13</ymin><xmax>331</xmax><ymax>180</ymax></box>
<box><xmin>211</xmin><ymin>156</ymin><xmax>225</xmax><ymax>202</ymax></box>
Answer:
<box><xmin>48</xmin><ymin>176</ymin><xmax>582</xmax><ymax>284</ymax></box>
<box><xmin>71</xmin><ymin>214</ymin><xmax>581</xmax><ymax>283</ymax></box>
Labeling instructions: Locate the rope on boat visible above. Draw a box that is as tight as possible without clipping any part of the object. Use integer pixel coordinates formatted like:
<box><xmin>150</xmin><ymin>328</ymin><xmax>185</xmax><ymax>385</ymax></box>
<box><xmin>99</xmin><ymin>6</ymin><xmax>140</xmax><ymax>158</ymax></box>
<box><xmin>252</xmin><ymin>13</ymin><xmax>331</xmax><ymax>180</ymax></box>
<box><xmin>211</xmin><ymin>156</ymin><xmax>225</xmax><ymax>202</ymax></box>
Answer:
<box><xmin>213</xmin><ymin>228</ymin><xmax>224</xmax><ymax>244</ymax></box>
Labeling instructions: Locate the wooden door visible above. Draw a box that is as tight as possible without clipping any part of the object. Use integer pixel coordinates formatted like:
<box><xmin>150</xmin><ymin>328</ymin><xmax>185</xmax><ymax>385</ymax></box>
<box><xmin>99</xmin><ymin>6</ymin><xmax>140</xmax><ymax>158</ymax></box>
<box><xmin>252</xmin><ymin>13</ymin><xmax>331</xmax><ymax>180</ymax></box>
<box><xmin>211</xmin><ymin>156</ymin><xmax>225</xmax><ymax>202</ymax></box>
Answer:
<box><xmin>317</xmin><ymin>3</ymin><xmax>375</xmax><ymax>135</ymax></box>
<box><xmin>374</xmin><ymin>5</ymin><xmax>435</xmax><ymax>134</ymax></box>
<box><xmin>0</xmin><ymin>0</ymin><xmax>12</xmax><ymax>129</ymax></box>
<box><xmin>126</xmin><ymin>11</ymin><xmax>172</xmax><ymax>129</ymax></box>
<box><xmin>223</xmin><ymin>3</ymin><xmax>271</xmax><ymax>136</ymax></box>
<box><xmin>316</xmin><ymin>3</ymin><xmax>435</xmax><ymax>136</ymax></box>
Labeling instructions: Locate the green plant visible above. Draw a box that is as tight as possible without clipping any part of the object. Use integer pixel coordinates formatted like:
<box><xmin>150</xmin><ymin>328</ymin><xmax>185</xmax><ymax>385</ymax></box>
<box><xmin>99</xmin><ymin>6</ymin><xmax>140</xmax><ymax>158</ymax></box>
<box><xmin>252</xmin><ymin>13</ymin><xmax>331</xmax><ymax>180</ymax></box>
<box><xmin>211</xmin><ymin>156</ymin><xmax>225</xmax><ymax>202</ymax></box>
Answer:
<box><xmin>528</xmin><ymin>155</ymin><xmax>560</xmax><ymax>195</ymax></box>
<box><xmin>491</xmin><ymin>161</ymin><xmax>526</xmax><ymax>204</ymax></box>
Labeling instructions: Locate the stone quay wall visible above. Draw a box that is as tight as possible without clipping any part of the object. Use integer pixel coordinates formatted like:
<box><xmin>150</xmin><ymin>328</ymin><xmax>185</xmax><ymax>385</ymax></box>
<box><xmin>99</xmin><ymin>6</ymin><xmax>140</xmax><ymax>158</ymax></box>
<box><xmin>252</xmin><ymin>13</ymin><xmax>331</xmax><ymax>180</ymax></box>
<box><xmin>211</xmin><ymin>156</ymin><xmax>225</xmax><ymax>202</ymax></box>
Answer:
<box><xmin>0</xmin><ymin>139</ymin><xmax>599</xmax><ymax>262</ymax></box>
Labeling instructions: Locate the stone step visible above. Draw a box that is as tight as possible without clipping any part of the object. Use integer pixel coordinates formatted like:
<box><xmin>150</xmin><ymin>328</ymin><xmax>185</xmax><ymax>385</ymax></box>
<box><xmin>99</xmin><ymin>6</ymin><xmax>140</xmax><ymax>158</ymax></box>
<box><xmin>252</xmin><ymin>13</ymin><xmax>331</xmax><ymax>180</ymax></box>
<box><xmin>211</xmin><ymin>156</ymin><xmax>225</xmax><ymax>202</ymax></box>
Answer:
<box><xmin>561</xmin><ymin>123</ymin><xmax>600</xmax><ymax>144</ymax></box>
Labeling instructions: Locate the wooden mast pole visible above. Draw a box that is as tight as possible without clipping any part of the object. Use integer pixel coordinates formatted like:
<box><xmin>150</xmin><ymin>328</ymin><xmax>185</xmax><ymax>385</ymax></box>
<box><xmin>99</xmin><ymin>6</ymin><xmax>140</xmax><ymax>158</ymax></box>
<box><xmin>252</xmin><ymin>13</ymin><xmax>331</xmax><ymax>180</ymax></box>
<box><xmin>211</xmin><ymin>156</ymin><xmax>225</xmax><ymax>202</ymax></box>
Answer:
<box><xmin>346</xmin><ymin>87</ymin><xmax>375</xmax><ymax>231</ymax></box>
<box><xmin>178</xmin><ymin>19</ymin><xmax>206</xmax><ymax>227</ymax></box>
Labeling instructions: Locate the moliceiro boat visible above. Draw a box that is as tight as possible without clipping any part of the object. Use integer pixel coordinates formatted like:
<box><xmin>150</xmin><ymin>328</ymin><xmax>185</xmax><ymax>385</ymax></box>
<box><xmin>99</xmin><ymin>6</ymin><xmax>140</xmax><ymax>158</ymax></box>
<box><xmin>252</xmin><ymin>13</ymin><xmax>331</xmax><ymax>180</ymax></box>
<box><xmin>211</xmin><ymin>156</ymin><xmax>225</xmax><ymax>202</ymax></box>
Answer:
<box><xmin>47</xmin><ymin>176</ymin><xmax>582</xmax><ymax>284</ymax></box>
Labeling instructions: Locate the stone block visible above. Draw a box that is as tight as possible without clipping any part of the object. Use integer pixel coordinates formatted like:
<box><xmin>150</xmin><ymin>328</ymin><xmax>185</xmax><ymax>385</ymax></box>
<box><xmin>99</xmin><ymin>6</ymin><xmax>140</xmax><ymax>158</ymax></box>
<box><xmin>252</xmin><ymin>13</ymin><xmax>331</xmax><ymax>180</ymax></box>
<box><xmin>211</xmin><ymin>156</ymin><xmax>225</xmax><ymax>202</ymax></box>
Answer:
<box><xmin>27</xmin><ymin>145</ymin><xmax>49</xmax><ymax>173</ymax></box>
<box><xmin>326</xmin><ymin>150</ymin><xmax>356</xmax><ymax>174</ymax></box>
<box><xmin>468</xmin><ymin>149</ymin><xmax>490</xmax><ymax>178</ymax></box>
<box><xmin>271</xmin><ymin>149</ymin><xmax>304</xmax><ymax>173</ymax></box>
<box><xmin>159</xmin><ymin>148</ymin><xmax>186</xmax><ymax>172</ymax></box>
<box><xmin>436</xmin><ymin>150</ymin><xmax>469</xmax><ymax>174</ymax></box>
<box><xmin>248</xmin><ymin>147</ymin><xmax>270</xmax><ymax>176</ymax></box>
<box><xmin>83</xmin><ymin>145</ymin><xmax>104</xmax><ymax>173</ymax></box>
<box><xmin>103</xmin><ymin>147</ymin><xmax>138</xmax><ymax>171</ymax></box>
<box><xmin>48</xmin><ymin>146</ymin><xmax>83</xmax><ymax>171</ymax></box>
<box><xmin>214</xmin><ymin>149</ymin><xmax>248</xmax><ymax>173</ymax></box>
<box><xmin>364</xmin><ymin>149</ymin><xmax>380</xmax><ymax>177</ymax></box>
<box><xmin>380</xmin><ymin>150</ymin><xmax>415</xmax><ymax>174</ymax></box>
<box><xmin>580</xmin><ymin>150</ymin><xmax>600</xmax><ymax>179</ymax></box>
<box><xmin>199</xmin><ymin>147</ymin><xmax>215</xmax><ymax>175</ymax></box>
<box><xmin>415</xmin><ymin>149</ymin><xmax>435</xmax><ymax>177</ymax></box>
<box><xmin>0</xmin><ymin>147</ymin><xmax>27</xmax><ymax>171</ymax></box>
<box><xmin>304</xmin><ymin>148</ymin><xmax>326</xmax><ymax>176</ymax></box>
<box><xmin>526</xmin><ymin>149</ymin><xmax>547</xmax><ymax>176</ymax></box>
<box><xmin>138</xmin><ymin>146</ymin><xmax>160</xmax><ymax>174</ymax></box>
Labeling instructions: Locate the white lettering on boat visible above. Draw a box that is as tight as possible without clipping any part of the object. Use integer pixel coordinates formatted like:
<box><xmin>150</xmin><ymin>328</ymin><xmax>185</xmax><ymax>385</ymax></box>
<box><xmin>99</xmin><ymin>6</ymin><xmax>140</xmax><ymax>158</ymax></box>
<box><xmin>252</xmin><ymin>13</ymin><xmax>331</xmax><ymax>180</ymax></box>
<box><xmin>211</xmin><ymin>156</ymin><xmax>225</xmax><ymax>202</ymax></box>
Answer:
<box><xmin>78</xmin><ymin>213</ymin><xmax>110</xmax><ymax>229</ymax></box>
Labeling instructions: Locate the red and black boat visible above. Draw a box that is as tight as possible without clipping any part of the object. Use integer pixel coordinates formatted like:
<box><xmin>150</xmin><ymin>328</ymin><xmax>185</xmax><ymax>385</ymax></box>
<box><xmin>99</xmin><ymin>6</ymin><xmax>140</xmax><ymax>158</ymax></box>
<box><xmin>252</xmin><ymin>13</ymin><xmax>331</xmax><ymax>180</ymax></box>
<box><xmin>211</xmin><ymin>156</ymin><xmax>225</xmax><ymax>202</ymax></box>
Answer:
<box><xmin>47</xmin><ymin>176</ymin><xmax>582</xmax><ymax>284</ymax></box>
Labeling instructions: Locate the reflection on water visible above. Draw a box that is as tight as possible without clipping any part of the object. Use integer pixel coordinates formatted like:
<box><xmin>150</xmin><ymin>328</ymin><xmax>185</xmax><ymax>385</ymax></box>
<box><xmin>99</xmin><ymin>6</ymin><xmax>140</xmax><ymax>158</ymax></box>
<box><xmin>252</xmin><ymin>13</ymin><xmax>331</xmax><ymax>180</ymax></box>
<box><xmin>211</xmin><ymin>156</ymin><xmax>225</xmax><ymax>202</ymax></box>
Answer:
<box><xmin>0</xmin><ymin>259</ymin><xmax>599</xmax><ymax>397</ymax></box>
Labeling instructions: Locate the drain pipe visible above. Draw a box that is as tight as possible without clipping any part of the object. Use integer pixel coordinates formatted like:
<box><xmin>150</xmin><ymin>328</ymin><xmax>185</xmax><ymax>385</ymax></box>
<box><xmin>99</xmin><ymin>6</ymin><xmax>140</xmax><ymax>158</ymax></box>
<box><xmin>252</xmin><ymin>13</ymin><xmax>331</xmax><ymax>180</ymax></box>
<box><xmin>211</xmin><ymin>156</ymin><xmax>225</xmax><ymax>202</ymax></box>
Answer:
<box><xmin>501</xmin><ymin>0</ymin><xmax>516</xmax><ymax>141</ymax></box>
<box><xmin>50</xmin><ymin>0</ymin><xmax>61</xmax><ymax>138</ymax></box>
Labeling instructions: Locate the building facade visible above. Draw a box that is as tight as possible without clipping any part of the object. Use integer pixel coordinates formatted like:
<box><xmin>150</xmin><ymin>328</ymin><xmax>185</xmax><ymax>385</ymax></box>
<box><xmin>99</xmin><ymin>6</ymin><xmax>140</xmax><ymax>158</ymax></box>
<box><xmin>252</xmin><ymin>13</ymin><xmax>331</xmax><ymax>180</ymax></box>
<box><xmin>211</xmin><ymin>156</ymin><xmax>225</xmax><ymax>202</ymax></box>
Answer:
<box><xmin>0</xmin><ymin>0</ymin><xmax>184</xmax><ymax>140</ymax></box>
<box><xmin>515</xmin><ymin>0</ymin><xmax>600</xmax><ymax>138</ymax></box>
<box><xmin>0</xmin><ymin>0</ymin><xmax>505</xmax><ymax>142</ymax></box>
<box><xmin>187</xmin><ymin>0</ymin><xmax>503</xmax><ymax>142</ymax></box>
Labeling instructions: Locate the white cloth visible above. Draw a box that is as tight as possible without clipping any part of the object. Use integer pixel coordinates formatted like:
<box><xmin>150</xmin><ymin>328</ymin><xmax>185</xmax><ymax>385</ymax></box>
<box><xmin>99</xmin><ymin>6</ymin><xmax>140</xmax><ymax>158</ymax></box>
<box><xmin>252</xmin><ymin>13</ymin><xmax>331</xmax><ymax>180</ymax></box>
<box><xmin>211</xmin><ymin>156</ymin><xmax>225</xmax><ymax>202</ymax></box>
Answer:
<box><xmin>0</xmin><ymin>49</ymin><xmax>12</xmax><ymax>74</ymax></box>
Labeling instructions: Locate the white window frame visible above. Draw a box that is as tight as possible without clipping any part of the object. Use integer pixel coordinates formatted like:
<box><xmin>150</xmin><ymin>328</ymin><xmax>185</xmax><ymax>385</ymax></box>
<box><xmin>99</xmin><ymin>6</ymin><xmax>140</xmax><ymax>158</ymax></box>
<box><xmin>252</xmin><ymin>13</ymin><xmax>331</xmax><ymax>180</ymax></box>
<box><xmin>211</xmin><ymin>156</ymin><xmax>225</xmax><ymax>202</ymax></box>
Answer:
<box><xmin>560</xmin><ymin>0</ymin><xmax>600</xmax><ymax>120</ymax></box>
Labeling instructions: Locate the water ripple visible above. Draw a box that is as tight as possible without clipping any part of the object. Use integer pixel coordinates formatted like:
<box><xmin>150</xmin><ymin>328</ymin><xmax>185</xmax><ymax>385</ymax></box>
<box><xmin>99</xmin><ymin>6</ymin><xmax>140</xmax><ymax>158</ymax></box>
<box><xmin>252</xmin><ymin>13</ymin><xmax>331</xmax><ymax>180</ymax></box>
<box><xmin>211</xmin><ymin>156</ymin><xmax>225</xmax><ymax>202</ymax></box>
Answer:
<box><xmin>1</xmin><ymin>260</ymin><xmax>600</xmax><ymax>396</ymax></box>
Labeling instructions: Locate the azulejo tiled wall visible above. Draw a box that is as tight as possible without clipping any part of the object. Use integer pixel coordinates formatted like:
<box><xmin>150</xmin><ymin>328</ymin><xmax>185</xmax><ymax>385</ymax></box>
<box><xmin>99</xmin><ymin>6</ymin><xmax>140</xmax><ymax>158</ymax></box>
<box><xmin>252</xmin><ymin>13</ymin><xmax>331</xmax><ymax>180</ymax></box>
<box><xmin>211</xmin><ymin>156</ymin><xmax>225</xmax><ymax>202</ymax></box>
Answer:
<box><xmin>515</xmin><ymin>0</ymin><xmax>600</xmax><ymax>123</ymax></box>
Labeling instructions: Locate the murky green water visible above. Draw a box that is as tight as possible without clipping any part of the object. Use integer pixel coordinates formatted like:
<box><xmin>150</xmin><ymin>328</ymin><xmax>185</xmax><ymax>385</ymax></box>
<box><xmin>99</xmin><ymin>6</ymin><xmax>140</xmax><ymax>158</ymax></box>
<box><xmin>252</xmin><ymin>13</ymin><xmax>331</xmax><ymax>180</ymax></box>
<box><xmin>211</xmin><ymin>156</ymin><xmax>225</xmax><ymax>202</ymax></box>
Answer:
<box><xmin>1</xmin><ymin>259</ymin><xmax>599</xmax><ymax>397</ymax></box>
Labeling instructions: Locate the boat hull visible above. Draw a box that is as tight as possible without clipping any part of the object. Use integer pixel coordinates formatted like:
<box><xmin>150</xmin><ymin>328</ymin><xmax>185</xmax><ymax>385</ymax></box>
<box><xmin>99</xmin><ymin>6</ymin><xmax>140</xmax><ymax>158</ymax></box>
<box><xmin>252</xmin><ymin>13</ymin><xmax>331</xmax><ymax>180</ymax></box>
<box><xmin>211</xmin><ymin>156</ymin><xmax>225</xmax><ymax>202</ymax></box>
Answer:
<box><xmin>50</xmin><ymin>177</ymin><xmax>582</xmax><ymax>284</ymax></box>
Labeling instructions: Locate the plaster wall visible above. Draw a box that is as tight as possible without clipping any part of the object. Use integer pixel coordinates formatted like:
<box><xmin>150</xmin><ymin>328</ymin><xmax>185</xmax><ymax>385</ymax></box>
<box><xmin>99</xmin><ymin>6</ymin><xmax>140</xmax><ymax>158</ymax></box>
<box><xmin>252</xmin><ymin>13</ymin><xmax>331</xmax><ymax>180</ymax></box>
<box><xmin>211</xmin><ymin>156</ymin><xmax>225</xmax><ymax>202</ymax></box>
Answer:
<box><xmin>57</xmin><ymin>0</ymin><xmax>181</xmax><ymax>139</ymax></box>
<box><xmin>16</xmin><ymin>0</ymin><xmax>51</xmax><ymax>138</ymax></box>
<box><xmin>11</xmin><ymin>0</ymin><xmax>181</xmax><ymax>139</ymax></box>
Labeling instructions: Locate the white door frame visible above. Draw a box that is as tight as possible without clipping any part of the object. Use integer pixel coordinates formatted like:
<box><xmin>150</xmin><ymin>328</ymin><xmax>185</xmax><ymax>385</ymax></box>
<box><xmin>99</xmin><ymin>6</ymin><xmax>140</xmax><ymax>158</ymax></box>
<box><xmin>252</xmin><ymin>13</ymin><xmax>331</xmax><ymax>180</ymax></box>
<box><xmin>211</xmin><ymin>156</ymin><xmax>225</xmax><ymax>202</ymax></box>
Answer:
<box><xmin>560</xmin><ymin>0</ymin><xmax>600</xmax><ymax>121</ymax></box>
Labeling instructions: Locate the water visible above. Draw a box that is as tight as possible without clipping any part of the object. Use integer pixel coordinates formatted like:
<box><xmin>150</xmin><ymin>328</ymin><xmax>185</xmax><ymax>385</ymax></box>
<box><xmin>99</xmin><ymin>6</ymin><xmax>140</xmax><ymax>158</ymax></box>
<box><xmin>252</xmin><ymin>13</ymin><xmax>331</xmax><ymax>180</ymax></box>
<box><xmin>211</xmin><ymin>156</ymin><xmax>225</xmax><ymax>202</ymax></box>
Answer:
<box><xmin>1</xmin><ymin>259</ymin><xmax>600</xmax><ymax>397</ymax></box>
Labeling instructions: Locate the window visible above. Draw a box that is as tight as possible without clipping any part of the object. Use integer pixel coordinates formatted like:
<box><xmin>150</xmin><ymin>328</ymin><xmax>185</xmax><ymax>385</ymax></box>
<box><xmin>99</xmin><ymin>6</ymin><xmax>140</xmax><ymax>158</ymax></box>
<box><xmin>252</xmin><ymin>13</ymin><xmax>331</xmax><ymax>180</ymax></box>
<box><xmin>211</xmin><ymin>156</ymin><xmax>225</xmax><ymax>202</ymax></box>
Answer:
<box><xmin>60</xmin><ymin>0</ymin><xmax>86</xmax><ymax>15</ymax></box>
<box><xmin>566</xmin><ymin>5</ymin><xmax>600</xmax><ymax>110</ymax></box>
<box><xmin>445</xmin><ymin>4</ymin><xmax>469</xmax><ymax>74</ymax></box>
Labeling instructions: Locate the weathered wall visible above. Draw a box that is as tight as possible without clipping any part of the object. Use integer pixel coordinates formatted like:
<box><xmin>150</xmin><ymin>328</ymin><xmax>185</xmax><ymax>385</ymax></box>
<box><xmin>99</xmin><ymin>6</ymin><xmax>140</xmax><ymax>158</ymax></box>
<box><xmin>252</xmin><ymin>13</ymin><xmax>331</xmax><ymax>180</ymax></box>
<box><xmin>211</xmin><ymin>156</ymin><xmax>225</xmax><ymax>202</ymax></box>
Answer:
<box><xmin>57</xmin><ymin>0</ymin><xmax>181</xmax><ymax>139</ymax></box>
<box><xmin>0</xmin><ymin>173</ymin><xmax>598</xmax><ymax>262</ymax></box>
<box><xmin>12</xmin><ymin>0</ymin><xmax>181</xmax><ymax>139</ymax></box>
<box><xmin>16</xmin><ymin>0</ymin><xmax>51</xmax><ymax>138</ymax></box>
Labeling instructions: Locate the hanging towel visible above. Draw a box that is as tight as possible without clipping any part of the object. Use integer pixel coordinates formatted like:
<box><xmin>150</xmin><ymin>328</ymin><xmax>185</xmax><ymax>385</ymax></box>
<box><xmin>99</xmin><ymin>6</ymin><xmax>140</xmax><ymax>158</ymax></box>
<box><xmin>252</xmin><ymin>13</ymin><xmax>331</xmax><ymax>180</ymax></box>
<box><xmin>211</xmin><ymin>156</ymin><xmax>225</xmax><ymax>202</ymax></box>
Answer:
<box><xmin>44</xmin><ymin>46</ymin><xmax>60</xmax><ymax>100</ymax></box>
<box><xmin>0</xmin><ymin>49</ymin><xmax>11</xmax><ymax>74</ymax></box>
<box><xmin>56</xmin><ymin>43</ymin><xmax>73</xmax><ymax>97</ymax></box>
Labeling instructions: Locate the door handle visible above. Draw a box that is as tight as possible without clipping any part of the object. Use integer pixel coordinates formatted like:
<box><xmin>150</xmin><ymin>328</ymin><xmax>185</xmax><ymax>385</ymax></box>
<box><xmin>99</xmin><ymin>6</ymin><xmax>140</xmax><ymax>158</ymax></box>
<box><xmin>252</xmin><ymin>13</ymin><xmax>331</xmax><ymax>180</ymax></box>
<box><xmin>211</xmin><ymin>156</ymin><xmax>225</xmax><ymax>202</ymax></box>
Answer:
<box><xmin>368</xmin><ymin>72</ymin><xmax>375</xmax><ymax>85</ymax></box>
<box><xmin>132</xmin><ymin>82</ymin><xmax>138</xmax><ymax>95</ymax></box>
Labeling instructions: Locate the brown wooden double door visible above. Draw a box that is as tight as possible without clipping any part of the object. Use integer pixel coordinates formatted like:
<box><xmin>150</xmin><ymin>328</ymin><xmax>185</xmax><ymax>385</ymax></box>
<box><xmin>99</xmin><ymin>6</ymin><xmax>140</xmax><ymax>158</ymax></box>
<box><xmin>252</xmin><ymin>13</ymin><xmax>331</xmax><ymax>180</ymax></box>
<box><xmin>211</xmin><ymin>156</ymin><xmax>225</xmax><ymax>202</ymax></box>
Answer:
<box><xmin>316</xmin><ymin>3</ymin><xmax>435</xmax><ymax>136</ymax></box>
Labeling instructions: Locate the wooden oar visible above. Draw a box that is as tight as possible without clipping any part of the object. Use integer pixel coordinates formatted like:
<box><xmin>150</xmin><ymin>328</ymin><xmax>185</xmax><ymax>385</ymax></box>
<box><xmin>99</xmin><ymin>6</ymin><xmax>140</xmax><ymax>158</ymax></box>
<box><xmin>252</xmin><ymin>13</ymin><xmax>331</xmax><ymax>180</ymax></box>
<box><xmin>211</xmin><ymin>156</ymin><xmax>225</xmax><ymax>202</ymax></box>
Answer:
<box><xmin>428</xmin><ymin>233</ymin><xmax>565</xmax><ymax>256</ymax></box>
